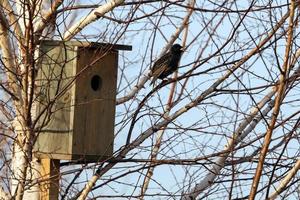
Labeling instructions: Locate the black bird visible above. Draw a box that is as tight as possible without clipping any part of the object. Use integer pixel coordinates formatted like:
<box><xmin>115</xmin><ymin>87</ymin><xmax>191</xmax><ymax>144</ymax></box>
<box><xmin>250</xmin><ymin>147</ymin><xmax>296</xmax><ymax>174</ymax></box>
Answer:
<box><xmin>150</xmin><ymin>44</ymin><xmax>184</xmax><ymax>85</ymax></box>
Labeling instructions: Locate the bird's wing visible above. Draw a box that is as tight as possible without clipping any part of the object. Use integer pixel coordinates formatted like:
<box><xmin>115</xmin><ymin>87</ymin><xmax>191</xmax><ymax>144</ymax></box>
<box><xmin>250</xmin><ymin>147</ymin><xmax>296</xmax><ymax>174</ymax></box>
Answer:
<box><xmin>151</xmin><ymin>52</ymin><xmax>171</xmax><ymax>72</ymax></box>
<box><xmin>150</xmin><ymin>52</ymin><xmax>171</xmax><ymax>85</ymax></box>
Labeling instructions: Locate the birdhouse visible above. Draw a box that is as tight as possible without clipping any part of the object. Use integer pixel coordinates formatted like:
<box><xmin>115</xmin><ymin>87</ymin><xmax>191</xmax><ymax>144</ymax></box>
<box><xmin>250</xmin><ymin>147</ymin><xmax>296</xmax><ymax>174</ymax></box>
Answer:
<box><xmin>33</xmin><ymin>40</ymin><xmax>131</xmax><ymax>162</ymax></box>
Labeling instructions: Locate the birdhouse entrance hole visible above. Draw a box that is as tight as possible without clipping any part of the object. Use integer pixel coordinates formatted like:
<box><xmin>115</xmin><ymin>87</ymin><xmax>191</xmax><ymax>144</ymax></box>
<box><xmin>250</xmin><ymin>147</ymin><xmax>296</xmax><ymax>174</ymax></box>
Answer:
<box><xmin>91</xmin><ymin>75</ymin><xmax>102</xmax><ymax>91</ymax></box>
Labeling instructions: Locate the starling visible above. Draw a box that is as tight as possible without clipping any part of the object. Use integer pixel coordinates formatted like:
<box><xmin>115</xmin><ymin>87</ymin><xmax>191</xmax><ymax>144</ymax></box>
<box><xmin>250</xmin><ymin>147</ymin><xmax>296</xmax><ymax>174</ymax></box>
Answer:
<box><xmin>150</xmin><ymin>44</ymin><xmax>184</xmax><ymax>85</ymax></box>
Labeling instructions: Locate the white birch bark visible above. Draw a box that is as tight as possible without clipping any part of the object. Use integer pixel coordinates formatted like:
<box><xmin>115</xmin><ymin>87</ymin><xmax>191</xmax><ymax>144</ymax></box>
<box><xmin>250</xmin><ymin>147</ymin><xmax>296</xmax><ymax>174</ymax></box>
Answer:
<box><xmin>0</xmin><ymin>5</ymin><xmax>28</xmax><ymax>200</ymax></box>
<box><xmin>15</xmin><ymin>0</ymin><xmax>42</xmax><ymax>36</ymax></box>
<box><xmin>11</xmin><ymin>122</ymin><xmax>28</xmax><ymax>200</ymax></box>
<box><xmin>0</xmin><ymin>0</ymin><xmax>24</xmax><ymax>43</ymax></box>
<box><xmin>11</xmin><ymin>121</ymin><xmax>41</xmax><ymax>200</ymax></box>
<box><xmin>35</xmin><ymin>0</ymin><xmax>63</xmax><ymax>39</ymax></box>
<box><xmin>0</xmin><ymin>186</ymin><xmax>11</xmax><ymax>200</ymax></box>
<box><xmin>268</xmin><ymin>159</ymin><xmax>300</xmax><ymax>200</ymax></box>
<box><xmin>0</xmin><ymin>1</ymin><xmax>54</xmax><ymax>199</ymax></box>
<box><xmin>63</xmin><ymin>0</ymin><xmax>125</xmax><ymax>41</ymax></box>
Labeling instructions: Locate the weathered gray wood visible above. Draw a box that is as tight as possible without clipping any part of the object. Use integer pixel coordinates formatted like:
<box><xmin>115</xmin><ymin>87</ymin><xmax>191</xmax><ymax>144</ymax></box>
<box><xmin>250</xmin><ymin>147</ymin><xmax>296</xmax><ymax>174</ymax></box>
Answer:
<box><xmin>34</xmin><ymin>43</ymin><xmax>76</xmax><ymax>159</ymax></box>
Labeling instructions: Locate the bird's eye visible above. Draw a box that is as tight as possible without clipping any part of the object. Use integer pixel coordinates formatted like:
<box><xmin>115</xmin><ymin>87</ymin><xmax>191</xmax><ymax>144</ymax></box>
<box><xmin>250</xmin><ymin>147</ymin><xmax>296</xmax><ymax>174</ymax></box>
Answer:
<box><xmin>91</xmin><ymin>75</ymin><xmax>102</xmax><ymax>91</ymax></box>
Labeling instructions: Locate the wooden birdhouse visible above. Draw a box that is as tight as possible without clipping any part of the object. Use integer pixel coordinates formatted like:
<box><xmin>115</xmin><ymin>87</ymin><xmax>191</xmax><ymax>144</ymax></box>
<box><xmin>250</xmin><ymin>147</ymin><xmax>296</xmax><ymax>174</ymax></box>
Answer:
<box><xmin>33</xmin><ymin>40</ymin><xmax>131</xmax><ymax>162</ymax></box>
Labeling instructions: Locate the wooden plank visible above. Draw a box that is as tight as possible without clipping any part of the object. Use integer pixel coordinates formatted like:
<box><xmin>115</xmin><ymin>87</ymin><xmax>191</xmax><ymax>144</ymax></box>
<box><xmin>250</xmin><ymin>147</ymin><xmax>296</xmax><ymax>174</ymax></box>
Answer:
<box><xmin>73</xmin><ymin>47</ymin><xmax>115</xmax><ymax>161</ymax></box>
<box><xmin>40</xmin><ymin>159</ymin><xmax>60</xmax><ymax>200</ymax></box>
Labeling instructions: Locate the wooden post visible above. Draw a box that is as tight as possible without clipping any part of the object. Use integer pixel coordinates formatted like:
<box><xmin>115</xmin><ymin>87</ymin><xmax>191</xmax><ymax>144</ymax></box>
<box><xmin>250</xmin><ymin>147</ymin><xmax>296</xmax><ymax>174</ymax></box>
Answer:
<box><xmin>40</xmin><ymin>159</ymin><xmax>60</xmax><ymax>200</ymax></box>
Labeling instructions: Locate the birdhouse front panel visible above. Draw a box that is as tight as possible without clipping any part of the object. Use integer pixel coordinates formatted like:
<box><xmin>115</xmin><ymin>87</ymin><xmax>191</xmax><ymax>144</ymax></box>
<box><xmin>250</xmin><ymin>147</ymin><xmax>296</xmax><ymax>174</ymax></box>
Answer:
<box><xmin>72</xmin><ymin>47</ymin><xmax>117</xmax><ymax>160</ymax></box>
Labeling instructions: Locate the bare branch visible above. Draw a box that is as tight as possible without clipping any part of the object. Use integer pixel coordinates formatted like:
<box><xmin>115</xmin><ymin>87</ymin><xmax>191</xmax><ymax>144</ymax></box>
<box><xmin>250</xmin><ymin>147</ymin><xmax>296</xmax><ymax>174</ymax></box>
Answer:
<box><xmin>269</xmin><ymin>159</ymin><xmax>300</xmax><ymax>200</ymax></box>
<box><xmin>63</xmin><ymin>0</ymin><xmax>124</xmax><ymax>41</ymax></box>
<box><xmin>249</xmin><ymin>2</ymin><xmax>297</xmax><ymax>199</ymax></box>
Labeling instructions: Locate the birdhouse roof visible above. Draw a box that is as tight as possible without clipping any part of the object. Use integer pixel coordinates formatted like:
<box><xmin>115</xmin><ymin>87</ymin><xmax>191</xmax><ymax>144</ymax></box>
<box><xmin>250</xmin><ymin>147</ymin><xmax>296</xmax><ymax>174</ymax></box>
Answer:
<box><xmin>39</xmin><ymin>40</ymin><xmax>132</xmax><ymax>51</ymax></box>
